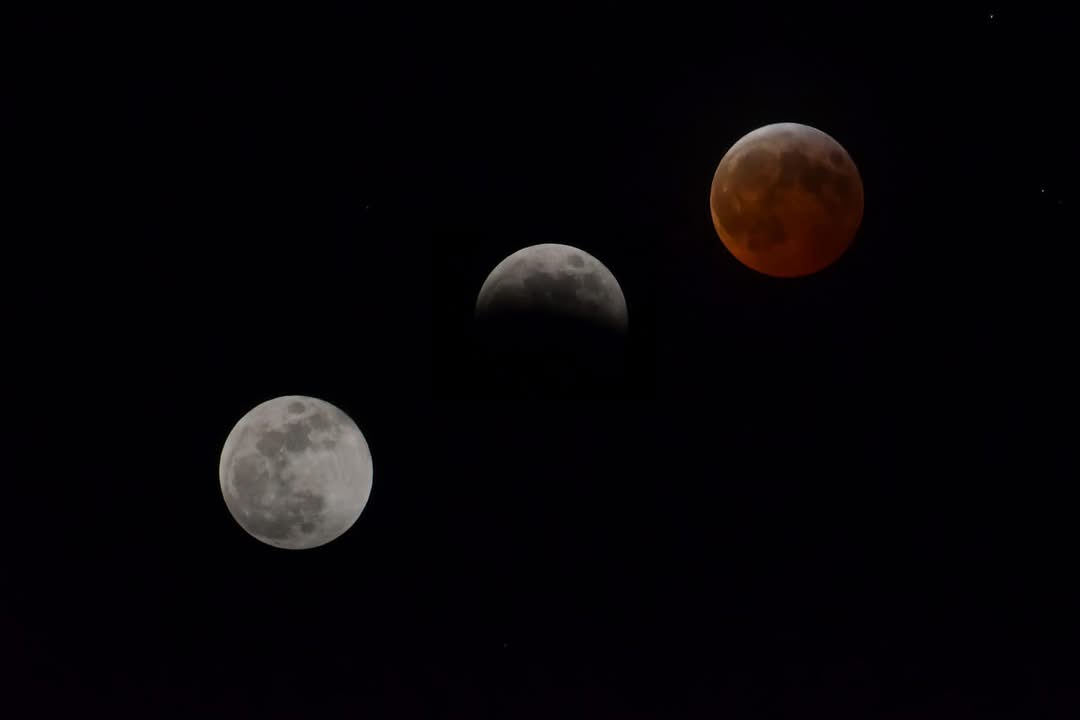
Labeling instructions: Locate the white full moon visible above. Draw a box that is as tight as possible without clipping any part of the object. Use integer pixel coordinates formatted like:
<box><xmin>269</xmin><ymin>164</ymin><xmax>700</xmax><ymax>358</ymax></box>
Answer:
<box><xmin>219</xmin><ymin>395</ymin><xmax>373</xmax><ymax>550</ymax></box>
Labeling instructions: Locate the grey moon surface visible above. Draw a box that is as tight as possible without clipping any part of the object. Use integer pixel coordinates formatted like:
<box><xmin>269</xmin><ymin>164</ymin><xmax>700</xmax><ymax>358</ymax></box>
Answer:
<box><xmin>474</xmin><ymin>243</ymin><xmax>629</xmax><ymax>332</ymax></box>
<box><xmin>219</xmin><ymin>395</ymin><xmax>373</xmax><ymax>550</ymax></box>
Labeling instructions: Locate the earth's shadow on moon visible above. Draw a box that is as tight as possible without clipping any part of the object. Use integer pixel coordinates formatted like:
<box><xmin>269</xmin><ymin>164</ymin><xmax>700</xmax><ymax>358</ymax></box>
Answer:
<box><xmin>472</xmin><ymin>308</ymin><xmax>630</xmax><ymax>406</ymax></box>
<box><xmin>463</xmin><ymin>307</ymin><xmax>643</xmax><ymax>580</ymax></box>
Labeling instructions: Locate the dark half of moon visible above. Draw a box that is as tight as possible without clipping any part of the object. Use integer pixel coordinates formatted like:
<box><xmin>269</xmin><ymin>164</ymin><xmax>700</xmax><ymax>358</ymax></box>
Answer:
<box><xmin>472</xmin><ymin>306</ymin><xmax>628</xmax><ymax>397</ymax></box>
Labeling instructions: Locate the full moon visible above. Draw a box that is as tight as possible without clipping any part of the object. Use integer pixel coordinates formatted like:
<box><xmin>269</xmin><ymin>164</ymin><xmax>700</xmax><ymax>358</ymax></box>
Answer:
<box><xmin>475</xmin><ymin>243</ymin><xmax>628</xmax><ymax>333</ymax></box>
<box><xmin>710</xmin><ymin>122</ymin><xmax>864</xmax><ymax>278</ymax></box>
<box><xmin>219</xmin><ymin>395</ymin><xmax>373</xmax><ymax>550</ymax></box>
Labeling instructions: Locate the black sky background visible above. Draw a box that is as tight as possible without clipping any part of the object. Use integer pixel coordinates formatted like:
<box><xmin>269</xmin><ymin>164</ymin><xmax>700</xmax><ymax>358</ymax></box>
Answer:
<box><xmin>5</xmin><ymin>5</ymin><xmax>1074</xmax><ymax>718</ymax></box>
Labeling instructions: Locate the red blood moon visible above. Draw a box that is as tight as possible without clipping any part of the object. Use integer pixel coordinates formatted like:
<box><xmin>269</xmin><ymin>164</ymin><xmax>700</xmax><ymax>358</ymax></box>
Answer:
<box><xmin>710</xmin><ymin>122</ymin><xmax>864</xmax><ymax>278</ymax></box>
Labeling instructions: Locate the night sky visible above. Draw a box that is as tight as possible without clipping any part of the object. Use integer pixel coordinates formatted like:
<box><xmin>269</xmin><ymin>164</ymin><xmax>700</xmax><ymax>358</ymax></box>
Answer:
<box><xmin>6</xmin><ymin>5</ymin><xmax>1073</xmax><ymax>718</ymax></box>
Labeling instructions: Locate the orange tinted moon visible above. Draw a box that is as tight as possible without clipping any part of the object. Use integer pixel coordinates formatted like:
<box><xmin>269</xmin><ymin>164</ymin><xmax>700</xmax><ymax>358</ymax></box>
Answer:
<box><xmin>710</xmin><ymin>122</ymin><xmax>864</xmax><ymax>278</ymax></box>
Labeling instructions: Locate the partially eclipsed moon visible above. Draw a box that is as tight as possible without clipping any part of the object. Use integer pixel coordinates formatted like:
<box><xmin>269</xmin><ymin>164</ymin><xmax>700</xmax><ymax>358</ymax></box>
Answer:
<box><xmin>219</xmin><ymin>395</ymin><xmax>373</xmax><ymax>550</ymax></box>
<box><xmin>710</xmin><ymin>122</ymin><xmax>864</xmax><ymax>278</ymax></box>
<box><xmin>475</xmin><ymin>243</ymin><xmax>628</xmax><ymax>332</ymax></box>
